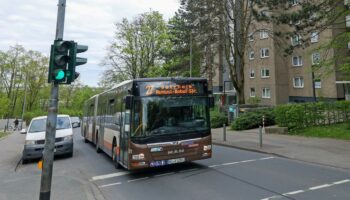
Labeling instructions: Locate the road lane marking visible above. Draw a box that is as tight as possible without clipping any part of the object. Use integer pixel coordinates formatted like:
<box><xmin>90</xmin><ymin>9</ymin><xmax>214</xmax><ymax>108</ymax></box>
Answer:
<box><xmin>283</xmin><ymin>190</ymin><xmax>304</xmax><ymax>195</ymax></box>
<box><xmin>309</xmin><ymin>184</ymin><xmax>331</xmax><ymax>190</ymax></box>
<box><xmin>154</xmin><ymin>172</ymin><xmax>176</xmax><ymax>177</ymax></box>
<box><xmin>260</xmin><ymin>179</ymin><xmax>350</xmax><ymax>200</ymax></box>
<box><xmin>90</xmin><ymin>171</ymin><xmax>130</xmax><ymax>181</ymax></box>
<box><xmin>209</xmin><ymin>157</ymin><xmax>275</xmax><ymax>168</ymax></box>
<box><xmin>127</xmin><ymin>177</ymin><xmax>149</xmax><ymax>183</ymax></box>
<box><xmin>333</xmin><ymin>179</ymin><xmax>350</xmax><ymax>184</ymax></box>
<box><xmin>99</xmin><ymin>182</ymin><xmax>122</xmax><ymax>188</ymax></box>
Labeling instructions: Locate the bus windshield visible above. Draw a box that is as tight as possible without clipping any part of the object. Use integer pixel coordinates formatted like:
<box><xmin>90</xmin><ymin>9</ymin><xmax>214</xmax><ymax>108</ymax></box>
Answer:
<box><xmin>132</xmin><ymin>97</ymin><xmax>209</xmax><ymax>137</ymax></box>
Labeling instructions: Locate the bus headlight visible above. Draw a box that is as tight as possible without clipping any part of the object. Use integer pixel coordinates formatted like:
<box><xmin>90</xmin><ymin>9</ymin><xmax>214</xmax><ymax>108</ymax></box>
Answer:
<box><xmin>132</xmin><ymin>153</ymin><xmax>145</xmax><ymax>160</ymax></box>
<box><xmin>203</xmin><ymin>145</ymin><xmax>212</xmax><ymax>151</ymax></box>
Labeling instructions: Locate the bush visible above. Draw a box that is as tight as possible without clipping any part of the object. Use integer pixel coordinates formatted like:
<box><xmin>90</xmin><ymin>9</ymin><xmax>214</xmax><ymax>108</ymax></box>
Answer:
<box><xmin>210</xmin><ymin>110</ymin><xmax>228</xmax><ymax>128</ymax></box>
<box><xmin>275</xmin><ymin>101</ymin><xmax>350</xmax><ymax>129</ymax></box>
<box><xmin>24</xmin><ymin>110</ymin><xmax>47</xmax><ymax>125</ymax></box>
<box><xmin>231</xmin><ymin>109</ymin><xmax>275</xmax><ymax>130</ymax></box>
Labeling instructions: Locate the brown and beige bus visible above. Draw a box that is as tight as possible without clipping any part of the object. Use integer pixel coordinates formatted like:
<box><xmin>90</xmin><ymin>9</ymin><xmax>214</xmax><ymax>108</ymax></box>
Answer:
<box><xmin>82</xmin><ymin>78</ymin><xmax>214</xmax><ymax>170</ymax></box>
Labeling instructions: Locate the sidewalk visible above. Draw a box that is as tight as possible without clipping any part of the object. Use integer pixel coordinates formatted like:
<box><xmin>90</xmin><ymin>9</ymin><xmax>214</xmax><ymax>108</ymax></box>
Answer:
<box><xmin>212</xmin><ymin>127</ymin><xmax>350</xmax><ymax>170</ymax></box>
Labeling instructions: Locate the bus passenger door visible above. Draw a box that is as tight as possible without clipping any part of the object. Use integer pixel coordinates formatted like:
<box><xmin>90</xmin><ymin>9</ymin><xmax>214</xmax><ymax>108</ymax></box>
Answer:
<box><xmin>120</xmin><ymin>112</ymin><xmax>130</xmax><ymax>167</ymax></box>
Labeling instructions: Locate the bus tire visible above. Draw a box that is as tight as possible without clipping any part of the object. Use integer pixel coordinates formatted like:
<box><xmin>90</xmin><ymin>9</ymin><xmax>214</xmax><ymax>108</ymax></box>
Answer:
<box><xmin>95</xmin><ymin>134</ymin><xmax>102</xmax><ymax>153</ymax></box>
<box><xmin>112</xmin><ymin>141</ymin><xmax>122</xmax><ymax>169</ymax></box>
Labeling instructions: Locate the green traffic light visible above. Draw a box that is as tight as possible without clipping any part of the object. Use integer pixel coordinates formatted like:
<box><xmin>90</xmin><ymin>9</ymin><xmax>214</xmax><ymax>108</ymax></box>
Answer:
<box><xmin>55</xmin><ymin>70</ymin><xmax>65</xmax><ymax>80</ymax></box>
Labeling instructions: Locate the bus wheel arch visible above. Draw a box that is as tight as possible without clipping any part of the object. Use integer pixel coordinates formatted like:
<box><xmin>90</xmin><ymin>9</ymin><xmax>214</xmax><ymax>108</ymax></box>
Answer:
<box><xmin>112</xmin><ymin>137</ymin><xmax>122</xmax><ymax>169</ymax></box>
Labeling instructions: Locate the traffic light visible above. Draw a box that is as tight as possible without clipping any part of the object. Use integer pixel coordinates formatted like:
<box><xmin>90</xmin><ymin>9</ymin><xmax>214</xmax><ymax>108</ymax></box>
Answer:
<box><xmin>48</xmin><ymin>40</ymin><xmax>88</xmax><ymax>84</ymax></box>
<box><xmin>67</xmin><ymin>43</ymin><xmax>88</xmax><ymax>84</ymax></box>
<box><xmin>48</xmin><ymin>40</ymin><xmax>74</xmax><ymax>84</ymax></box>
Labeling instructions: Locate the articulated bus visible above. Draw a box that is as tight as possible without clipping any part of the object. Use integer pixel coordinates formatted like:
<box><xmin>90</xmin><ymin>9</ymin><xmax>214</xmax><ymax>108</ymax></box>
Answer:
<box><xmin>82</xmin><ymin>78</ymin><xmax>214</xmax><ymax>170</ymax></box>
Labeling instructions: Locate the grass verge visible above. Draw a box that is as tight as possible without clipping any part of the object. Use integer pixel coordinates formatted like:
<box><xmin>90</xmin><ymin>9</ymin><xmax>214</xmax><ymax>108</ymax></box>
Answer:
<box><xmin>0</xmin><ymin>131</ymin><xmax>9</xmax><ymax>139</ymax></box>
<box><xmin>290</xmin><ymin>123</ymin><xmax>350</xmax><ymax>140</ymax></box>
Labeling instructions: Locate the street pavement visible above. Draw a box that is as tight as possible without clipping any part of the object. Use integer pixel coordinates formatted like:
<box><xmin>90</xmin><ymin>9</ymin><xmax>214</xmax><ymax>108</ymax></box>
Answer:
<box><xmin>212</xmin><ymin>127</ymin><xmax>350</xmax><ymax>170</ymax></box>
<box><xmin>0</xmin><ymin>128</ymin><xmax>349</xmax><ymax>200</ymax></box>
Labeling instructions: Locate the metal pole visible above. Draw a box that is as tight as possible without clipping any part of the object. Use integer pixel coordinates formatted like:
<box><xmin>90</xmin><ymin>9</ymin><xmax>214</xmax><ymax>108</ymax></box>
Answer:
<box><xmin>20</xmin><ymin>75</ymin><xmax>28</xmax><ymax>130</ymax></box>
<box><xmin>39</xmin><ymin>1</ymin><xmax>65</xmax><ymax>199</ymax></box>
<box><xmin>259</xmin><ymin>126</ymin><xmax>262</xmax><ymax>148</ymax></box>
<box><xmin>223</xmin><ymin>124</ymin><xmax>226</xmax><ymax>141</ymax></box>
<box><xmin>190</xmin><ymin>32</ymin><xmax>193</xmax><ymax>77</ymax></box>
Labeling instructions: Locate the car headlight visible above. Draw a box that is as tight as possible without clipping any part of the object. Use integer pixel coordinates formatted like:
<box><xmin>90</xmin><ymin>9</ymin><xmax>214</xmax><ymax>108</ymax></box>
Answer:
<box><xmin>63</xmin><ymin>135</ymin><xmax>73</xmax><ymax>141</ymax></box>
<box><xmin>25</xmin><ymin>140</ymin><xmax>36</xmax><ymax>145</ymax></box>
<box><xmin>132</xmin><ymin>153</ymin><xmax>145</xmax><ymax>160</ymax></box>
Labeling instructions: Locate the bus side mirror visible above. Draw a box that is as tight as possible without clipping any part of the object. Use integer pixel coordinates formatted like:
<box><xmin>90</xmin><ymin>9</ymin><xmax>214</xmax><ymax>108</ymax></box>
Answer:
<box><xmin>209</xmin><ymin>96</ymin><xmax>215</xmax><ymax>108</ymax></box>
<box><xmin>125</xmin><ymin>95</ymin><xmax>133</xmax><ymax>110</ymax></box>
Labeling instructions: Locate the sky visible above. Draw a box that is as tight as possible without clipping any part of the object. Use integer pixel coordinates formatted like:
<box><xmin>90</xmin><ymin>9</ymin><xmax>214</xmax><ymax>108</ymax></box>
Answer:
<box><xmin>0</xmin><ymin>0</ymin><xmax>180</xmax><ymax>87</ymax></box>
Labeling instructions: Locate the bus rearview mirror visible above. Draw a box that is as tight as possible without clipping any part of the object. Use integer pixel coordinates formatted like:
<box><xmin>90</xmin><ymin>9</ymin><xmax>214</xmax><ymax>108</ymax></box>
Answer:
<box><xmin>209</xmin><ymin>96</ymin><xmax>215</xmax><ymax>108</ymax></box>
<box><xmin>125</xmin><ymin>95</ymin><xmax>133</xmax><ymax>109</ymax></box>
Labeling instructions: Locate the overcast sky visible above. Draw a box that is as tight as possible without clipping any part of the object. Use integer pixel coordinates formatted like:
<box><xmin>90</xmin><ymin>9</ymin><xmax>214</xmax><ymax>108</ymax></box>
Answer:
<box><xmin>0</xmin><ymin>0</ymin><xmax>179</xmax><ymax>87</ymax></box>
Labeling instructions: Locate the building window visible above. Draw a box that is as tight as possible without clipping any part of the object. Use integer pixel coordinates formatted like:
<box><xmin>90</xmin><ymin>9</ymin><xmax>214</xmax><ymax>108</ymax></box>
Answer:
<box><xmin>250</xmin><ymin>68</ymin><xmax>255</xmax><ymax>78</ymax></box>
<box><xmin>290</xmin><ymin>0</ymin><xmax>299</xmax><ymax>6</ymax></box>
<box><xmin>312</xmin><ymin>52</ymin><xmax>321</xmax><ymax>65</ymax></box>
<box><xmin>262</xmin><ymin>88</ymin><xmax>271</xmax><ymax>99</ymax></box>
<box><xmin>293</xmin><ymin>77</ymin><xmax>304</xmax><ymax>88</ymax></box>
<box><xmin>260</xmin><ymin>48</ymin><xmax>269</xmax><ymax>58</ymax></box>
<box><xmin>249</xmin><ymin>51</ymin><xmax>255</xmax><ymax>60</ymax></box>
<box><xmin>250</xmin><ymin>88</ymin><xmax>256</xmax><ymax>97</ymax></box>
<box><xmin>261</xmin><ymin>68</ymin><xmax>270</xmax><ymax>78</ymax></box>
<box><xmin>292</xmin><ymin>56</ymin><xmax>303</xmax><ymax>66</ymax></box>
<box><xmin>311</xmin><ymin>31</ymin><xmax>319</xmax><ymax>43</ymax></box>
<box><xmin>314</xmin><ymin>79</ymin><xmax>322</xmax><ymax>89</ymax></box>
<box><xmin>248</xmin><ymin>33</ymin><xmax>254</xmax><ymax>41</ymax></box>
<box><xmin>291</xmin><ymin>35</ymin><xmax>301</xmax><ymax>46</ymax></box>
<box><xmin>260</xmin><ymin>30</ymin><xmax>269</xmax><ymax>39</ymax></box>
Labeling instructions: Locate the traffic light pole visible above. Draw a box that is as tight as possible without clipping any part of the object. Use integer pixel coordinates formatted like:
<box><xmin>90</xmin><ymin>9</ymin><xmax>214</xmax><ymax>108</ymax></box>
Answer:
<box><xmin>39</xmin><ymin>0</ymin><xmax>66</xmax><ymax>199</ymax></box>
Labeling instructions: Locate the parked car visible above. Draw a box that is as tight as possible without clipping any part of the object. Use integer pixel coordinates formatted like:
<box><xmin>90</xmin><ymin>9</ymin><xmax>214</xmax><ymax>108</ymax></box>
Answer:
<box><xmin>70</xmin><ymin>116</ymin><xmax>81</xmax><ymax>128</ymax></box>
<box><xmin>21</xmin><ymin>115</ymin><xmax>77</xmax><ymax>164</ymax></box>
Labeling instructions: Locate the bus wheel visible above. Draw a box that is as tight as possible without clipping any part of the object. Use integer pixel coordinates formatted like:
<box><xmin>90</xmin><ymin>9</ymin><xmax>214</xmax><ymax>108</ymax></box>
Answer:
<box><xmin>112</xmin><ymin>142</ymin><xmax>122</xmax><ymax>169</ymax></box>
<box><xmin>95</xmin><ymin>135</ymin><xmax>102</xmax><ymax>153</ymax></box>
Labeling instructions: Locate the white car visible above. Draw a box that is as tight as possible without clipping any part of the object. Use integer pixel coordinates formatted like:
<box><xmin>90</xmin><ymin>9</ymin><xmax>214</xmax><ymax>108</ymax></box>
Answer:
<box><xmin>22</xmin><ymin>115</ymin><xmax>77</xmax><ymax>164</ymax></box>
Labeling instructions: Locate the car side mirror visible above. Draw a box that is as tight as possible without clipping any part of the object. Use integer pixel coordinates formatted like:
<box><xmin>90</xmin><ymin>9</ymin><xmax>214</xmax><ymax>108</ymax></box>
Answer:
<box><xmin>72</xmin><ymin>122</ymin><xmax>80</xmax><ymax>128</ymax></box>
<box><xmin>20</xmin><ymin>129</ymin><xmax>27</xmax><ymax>134</ymax></box>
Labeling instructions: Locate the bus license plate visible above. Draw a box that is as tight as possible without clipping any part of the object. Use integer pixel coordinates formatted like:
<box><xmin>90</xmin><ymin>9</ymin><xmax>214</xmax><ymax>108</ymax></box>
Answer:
<box><xmin>167</xmin><ymin>157</ymin><xmax>185</xmax><ymax>164</ymax></box>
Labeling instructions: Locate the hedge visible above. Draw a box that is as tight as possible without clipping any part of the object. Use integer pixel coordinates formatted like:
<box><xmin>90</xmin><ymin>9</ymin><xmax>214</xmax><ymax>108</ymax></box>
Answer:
<box><xmin>210</xmin><ymin>110</ymin><xmax>228</xmax><ymax>128</ymax></box>
<box><xmin>275</xmin><ymin>101</ymin><xmax>350</xmax><ymax>129</ymax></box>
<box><xmin>231</xmin><ymin>109</ymin><xmax>275</xmax><ymax>130</ymax></box>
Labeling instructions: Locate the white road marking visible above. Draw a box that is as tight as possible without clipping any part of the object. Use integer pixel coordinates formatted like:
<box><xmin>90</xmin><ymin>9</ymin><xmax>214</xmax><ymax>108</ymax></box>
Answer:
<box><xmin>154</xmin><ymin>172</ymin><xmax>176</xmax><ymax>177</ymax></box>
<box><xmin>127</xmin><ymin>177</ymin><xmax>149</xmax><ymax>183</ymax></box>
<box><xmin>309</xmin><ymin>184</ymin><xmax>331</xmax><ymax>190</ymax></box>
<box><xmin>99</xmin><ymin>182</ymin><xmax>122</xmax><ymax>188</ymax></box>
<box><xmin>90</xmin><ymin>171</ymin><xmax>130</xmax><ymax>181</ymax></box>
<box><xmin>283</xmin><ymin>190</ymin><xmax>304</xmax><ymax>195</ymax></box>
<box><xmin>260</xmin><ymin>179</ymin><xmax>350</xmax><ymax>200</ymax></box>
<box><xmin>209</xmin><ymin>157</ymin><xmax>275</xmax><ymax>168</ymax></box>
<box><xmin>333</xmin><ymin>179</ymin><xmax>350</xmax><ymax>184</ymax></box>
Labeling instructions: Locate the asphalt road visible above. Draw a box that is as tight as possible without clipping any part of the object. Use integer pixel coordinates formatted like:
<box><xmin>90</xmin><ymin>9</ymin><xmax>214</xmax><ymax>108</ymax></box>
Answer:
<box><xmin>0</xmin><ymin>128</ymin><xmax>349</xmax><ymax>200</ymax></box>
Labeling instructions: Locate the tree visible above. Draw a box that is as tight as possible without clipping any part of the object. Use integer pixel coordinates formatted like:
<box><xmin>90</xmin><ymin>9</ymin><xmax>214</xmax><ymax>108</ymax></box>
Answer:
<box><xmin>101</xmin><ymin>11</ymin><xmax>170</xmax><ymax>88</ymax></box>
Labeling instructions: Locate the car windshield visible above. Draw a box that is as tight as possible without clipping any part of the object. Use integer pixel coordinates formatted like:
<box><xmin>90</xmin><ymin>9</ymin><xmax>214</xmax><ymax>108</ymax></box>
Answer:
<box><xmin>132</xmin><ymin>96</ymin><xmax>209</xmax><ymax>137</ymax></box>
<box><xmin>28</xmin><ymin>117</ymin><xmax>71</xmax><ymax>133</ymax></box>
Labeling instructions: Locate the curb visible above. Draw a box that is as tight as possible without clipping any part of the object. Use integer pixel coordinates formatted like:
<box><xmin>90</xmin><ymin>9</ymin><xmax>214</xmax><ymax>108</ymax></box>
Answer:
<box><xmin>213</xmin><ymin>141</ymin><xmax>350</xmax><ymax>171</ymax></box>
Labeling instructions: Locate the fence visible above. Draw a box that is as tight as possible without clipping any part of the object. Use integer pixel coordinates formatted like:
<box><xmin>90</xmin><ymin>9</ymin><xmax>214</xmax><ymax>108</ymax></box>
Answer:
<box><xmin>275</xmin><ymin>101</ymin><xmax>350</xmax><ymax>129</ymax></box>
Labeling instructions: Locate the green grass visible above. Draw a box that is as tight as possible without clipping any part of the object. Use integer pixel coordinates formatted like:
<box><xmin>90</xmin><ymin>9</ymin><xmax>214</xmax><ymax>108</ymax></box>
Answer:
<box><xmin>0</xmin><ymin>131</ymin><xmax>9</xmax><ymax>139</ymax></box>
<box><xmin>290</xmin><ymin>123</ymin><xmax>350</xmax><ymax>140</ymax></box>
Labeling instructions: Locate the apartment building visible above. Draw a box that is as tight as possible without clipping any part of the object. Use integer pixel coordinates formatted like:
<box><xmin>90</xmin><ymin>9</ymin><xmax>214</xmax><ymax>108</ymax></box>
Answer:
<box><xmin>211</xmin><ymin>0</ymin><xmax>349</xmax><ymax>106</ymax></box>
